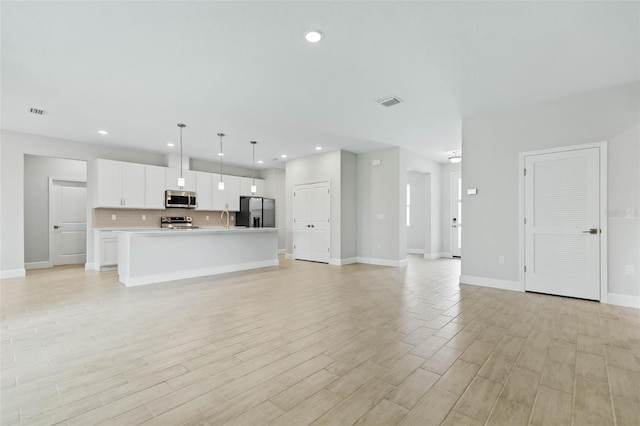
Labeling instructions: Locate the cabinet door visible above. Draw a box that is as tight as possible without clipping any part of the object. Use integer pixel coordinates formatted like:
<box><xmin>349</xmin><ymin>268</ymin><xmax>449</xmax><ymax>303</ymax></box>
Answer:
<box><xmin>122</xmin><ymin>163</ymin><xmax>146</xmax><ymax>208</ymax></box>
<box><xmin>95</xmin><ymin>159</ymin><xmax>124</xmax><ymax>207</ymax></box>
<box><xmin>145</xmin><ymin>165</ymin><xmax>166</xmax><ymax>209</ymax></box>
<box><xmin>254</xmin><ymin>179</ymin><xmax>265</xmax><ymax>197</ymax></box>
<box><xmin>225</xmin><ymin>175</ymin><xmax>241</xmax><ymax>211</ymax></box>
<box><xmin>102</xmin><ymin>238</ymin><xmax>119</xmax><ymax>266</ymax></box>
<box><xmin>166</xmin><ymin>168</ymin><xmax>196</xmax><ymax>192</ymax></box>
<box><xmin>239</xmin><ymin>177</ymin><xmax>252</xmax><ymax>196</ymax></box>
<box><xmin>195</xmin><ymin>172</ymin><xmax>213</xmax><ymax>210</ymax></box>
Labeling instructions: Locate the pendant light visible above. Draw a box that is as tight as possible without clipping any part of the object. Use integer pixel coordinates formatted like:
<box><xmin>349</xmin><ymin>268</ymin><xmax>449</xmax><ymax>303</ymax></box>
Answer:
<box><xmin>250</xmin><ymin>141</ymin><xmax>257</xmax><ymax>194</ymax></box>
<box><xmin>177</xmin><ymin>123</ymin><xmax>186</xmax><ymax>188</ymax></box>
<box><xmin>449</xmin><ymin>151</ymin><xmax>462</xmax><ymax>164</ymax></box>
<box><xmin>217</xmin><ymin>133</ymin><xmax>225</xmax><ymax>190</ymax></box>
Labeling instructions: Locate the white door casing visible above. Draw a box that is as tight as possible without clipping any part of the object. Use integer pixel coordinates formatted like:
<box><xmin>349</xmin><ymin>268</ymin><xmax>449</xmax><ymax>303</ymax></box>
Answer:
<box><xmin>293</xmin><ymin>181</ymin><xmax>330</xmax><ymax>263</ymax></box>
<box><xmin>523</xmin><ymin>147</ymin><xmax>601</xmax><ymax>300</ymax></box>
<box><xmin>49</xmin><ymin>179</ymin><xmax>87</xmax><ymax>265</ymax></box>
<box><xmin>451</xmin><ymin>172</ymin><xmax>462</xmax><ymax>258</ymax></box>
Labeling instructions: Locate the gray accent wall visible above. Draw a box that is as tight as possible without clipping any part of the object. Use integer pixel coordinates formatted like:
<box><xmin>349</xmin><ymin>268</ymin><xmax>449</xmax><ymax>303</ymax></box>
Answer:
<box><xmin>407</xmin><ymin>171</ymin><xmax>429</xmax><ymax>252</ymax></box>
<box><xmin>461</xmin><ymin>82</ymin><xmax>639</xmax><ymax>298</ymax></box>
<box><xmin>340</xmin><ymin>151</ymin><xmax>358</xmax><ymax>260</ymax></box>
<box><xmin>24</xmin><ymin>155</ymin><xmax>87</xmax><ymax>264</ymax></box>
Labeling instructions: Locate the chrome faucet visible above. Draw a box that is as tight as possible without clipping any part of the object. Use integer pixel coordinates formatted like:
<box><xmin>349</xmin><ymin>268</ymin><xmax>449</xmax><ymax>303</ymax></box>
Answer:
<box><xmin>220</xmin><ymin>209</ymin><xmax>230</xmax><ymax>229</ymax></box>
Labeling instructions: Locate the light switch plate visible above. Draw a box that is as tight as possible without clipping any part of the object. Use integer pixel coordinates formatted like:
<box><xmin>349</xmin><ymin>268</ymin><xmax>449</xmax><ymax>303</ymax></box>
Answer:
<box><xmin>467</xmin><ymin>188</ymin><xmax>478</xmax><ymax>195</ymax></box>
<box><xmin>372</xmin><ymin>159</ymin><xmax>381</xmax><ymax>166</ymax></box>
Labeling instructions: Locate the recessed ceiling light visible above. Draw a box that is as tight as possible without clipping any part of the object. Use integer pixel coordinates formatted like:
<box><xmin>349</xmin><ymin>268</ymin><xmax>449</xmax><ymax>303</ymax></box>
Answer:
<box><xmin>217</xmin><ymin>152</ymin><xmax>224</xmax><ymax>156</ymax></box>
<box><xmin>281</xmin><ymin>154</ymin><xmax>288</xmax><ymax>158</ymax></box>
<box><xmin>258</xmin><ymin>160</ymin><xmax>264</xmax><ymax>164</ymax></box>
<box><xmin>166</xmin><ymin>142</ymin><xmax>175</xmax><ymax>147</ymax></box>
<box><xmin>98</xmin><ymin>130</ymin><xmax>109</xmax><ymax>135</ymax></box>
<box><xmin>315</xmin><ymin>146</ymin><xmax>323</xmax><ymax>151</ymax></box>
<box><xmin>304</xmin><ymin>30</ymin><xmax>323</xmax><ymax>43</ymax></box>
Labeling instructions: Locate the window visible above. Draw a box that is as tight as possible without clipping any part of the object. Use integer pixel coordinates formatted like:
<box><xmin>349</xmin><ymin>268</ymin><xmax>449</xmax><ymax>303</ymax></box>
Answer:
<box><xmin>406</xmin><ymin>183</ymin><xmax>411</xmax><ymax>226</ymax></box>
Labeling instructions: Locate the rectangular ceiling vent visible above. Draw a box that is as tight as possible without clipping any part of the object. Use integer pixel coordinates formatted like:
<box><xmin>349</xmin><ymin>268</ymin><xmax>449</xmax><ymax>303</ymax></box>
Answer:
<box><xmin>29</xmin><ymin>107</ymin><xmax>46</xmax><ymax>115</ymax></box>
<box><xmin>377</xmin><ymin>96</ymin><xmax>403</xmax><ymax>107</ymax></box>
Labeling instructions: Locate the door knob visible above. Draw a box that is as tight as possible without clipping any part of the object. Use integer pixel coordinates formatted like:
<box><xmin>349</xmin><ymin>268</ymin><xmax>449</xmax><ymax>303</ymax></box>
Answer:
<box><xmin>53</xmin><ymin>225</ymin><xmax>59</xmax><ymax>229</ymax></box>
<box><xmin>311</xmin><ymin>224</ymin><xmax>315</xmax><ymax>228</ymax></box>
<box><xmin>307</xmin><ymin>225</ymin><xmax>311</xmax><ymax>228</ymax></box>
<box><xmin>582</xmin><ymin>228</ymin><xmax>598</xmax><ymax>234</ymax></box>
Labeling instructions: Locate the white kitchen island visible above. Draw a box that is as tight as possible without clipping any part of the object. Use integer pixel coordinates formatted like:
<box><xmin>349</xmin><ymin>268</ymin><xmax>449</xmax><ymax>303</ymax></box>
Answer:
<box><xmin>116</xmin><ymin>228</ymin><xmax>278</xmax><ymax>286</ymax></box>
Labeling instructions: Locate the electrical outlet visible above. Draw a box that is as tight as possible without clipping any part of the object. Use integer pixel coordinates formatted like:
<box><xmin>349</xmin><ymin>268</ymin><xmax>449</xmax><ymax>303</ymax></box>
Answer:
<box><xmin>142</xmin><ymin>215</ymin><xmax>146</xmax><ymax>221</ymax></box>
<box><xmin>231</xmin><ymin>216</ymin><xmax>234</xmax><ymax>221</ymax></box>
<box><xmin>111</xmin><ymin>214</ymin><xmax>116</xmax><ymax>221</ymax></box>
<box><xmin>377</xmin><ymin>213</ymin><xmax>385</xmax><ymax>220</ymax></box>
<box><xmin>206</xmin><ymin>216</ymin><xmax>209</xmax><ymax>221</ymax></box>
<box><xmin>626</xmin><ymin>265</ymin><xmax>635</xmax><ymax>275</ymax></box>
<box><xmin>499</xmin><ymin>256</ymin><xmax>505</xmax><ymax>264</ymax></box>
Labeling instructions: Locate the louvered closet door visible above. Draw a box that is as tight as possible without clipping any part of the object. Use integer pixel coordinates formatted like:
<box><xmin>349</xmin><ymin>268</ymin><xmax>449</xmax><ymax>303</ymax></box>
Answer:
<box><xmin>524</xmin><ymin>147</ymin><xmax>600</xmax><ymax>300</ymax></box>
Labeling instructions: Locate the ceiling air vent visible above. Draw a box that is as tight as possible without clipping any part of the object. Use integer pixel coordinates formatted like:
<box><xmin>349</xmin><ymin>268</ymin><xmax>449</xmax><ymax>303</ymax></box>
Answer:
<box><xmin>29</xmin><ymin>107</ymin><xmax>46</xmax><ymax>115</ymax></box>
<box><xmin>377</xmin><ymin>96</ymin><xmax>403</xmax><ymax>107</ymax></box>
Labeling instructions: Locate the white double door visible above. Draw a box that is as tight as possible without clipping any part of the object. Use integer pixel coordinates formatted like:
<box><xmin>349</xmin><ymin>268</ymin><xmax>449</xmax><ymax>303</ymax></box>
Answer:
<box><xmin>50</xmin><ymin>179</ymin><xmax>87</xmax><ymax>265</ymax></box>
<box><xmin>293</xmin><ymin>181</ymin><xmax>330</xmax><ymax>263</ymax></box>
<box><xmin>524</xmin><ymin>147</ymin><xmax>601</xmax><ymax>300</ymax></box>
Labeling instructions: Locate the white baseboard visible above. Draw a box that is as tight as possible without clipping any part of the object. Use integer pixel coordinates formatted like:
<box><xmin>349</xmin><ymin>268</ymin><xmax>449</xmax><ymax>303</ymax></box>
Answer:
<box><xmin>460</xmin><ymin>275</ymin><xmax>521</xmax><ymax>292</ymax></box>
<box><xmin>329</xmin><ymin>257</ymin><xmax>358</xmax><ymax>266</ymax></box>
<box><xmin>406</xmin><ymin>249</ymin><xmax>425</xmax><ymax>255</ymax></box>
<box><xmin>121</xmin><ymin>259</ymin><xmax>280</xmax><ymax>287</ymax></box>
<box><xmin>357</xmin><ymin>257</ymin><xmax>408</xmax><ymax>267</ymax></box>
<box><xmin>25</xmin><ymin>261</ymin><xmax>52</xmax><ymax>270</ymax></box>
<box><xmin>278</xmin><ymin>249</ymin><xmax>286</xmax><ymax>255</ymax></box>
<box><xmin>85</xmin><ymin>262</ymin><xmax>95</xmax><ymax>271</ymax></box>
<box><xmin>0</xmin><ymin>269</ymin><xmax>26</xmax><ymax>279</ymax></box>
<box><xmin>424</xmin><ymin>252</ymin><xmax>449</xmax><ymax>260</ymax></box>
<box><xmin>605</xmin><ymin>293</ymin><xmax>640</xmax><ymax>308</ymax></box>
<box><xmin>285</xmin><ymin>253</ymin><xmax>294</xmax><ymax>260</ymax></box>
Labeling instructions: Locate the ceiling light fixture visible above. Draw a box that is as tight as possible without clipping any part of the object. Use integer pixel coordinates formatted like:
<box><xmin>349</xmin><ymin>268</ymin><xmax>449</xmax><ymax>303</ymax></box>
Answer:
<box><xmin>304</xmin><ymin>30</ymin><xmax>323</xmax><ymax>43</ymax></box>
<box><xmin>449</xmin><ymin>151</ymin><xmax>462</xmax><ymax>164</ymax></box>
<box><xmin>177</xmin><ymin>123</ymin><xmax>186</xmax><ymax>188</ymax></box>
<box><xmin>280</xmin><ymin>154</ymin><xmax>287</xmax><ymax>158</ymax></box>
<box><xmin>217</xmin><ymin>133</ymin><xmax>225</xmax><ymax>190</ymax></box>
<box><xmin>315</xmin><ymin>146</ymin><xmax>323</xmax><ymax>151</ymax></box>
<box><xmin>166</xmin><ymin>142</ymin><xmax>175</xmax><ymax>147</ymax></box>
<box><xmin>98</xmin><ymin>130</ymin><xmax>109</xmax><ymax>135</ymax></box>
<box><xmin>258</xmin><ymin>160</ymin><xmax>264</xmax><ymax>164</ymax></box>
<box><xmin>250</xmin><ymin>141</ymin><xmax>258</xmax><ymax>194</ymax></box>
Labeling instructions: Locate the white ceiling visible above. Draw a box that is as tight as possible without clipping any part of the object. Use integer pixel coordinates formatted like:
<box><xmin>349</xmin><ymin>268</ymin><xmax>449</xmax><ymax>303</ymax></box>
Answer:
<box><xmin>2</xmin><ymin>1</ymin><xmax>638</xmax><ymax>168</ymax></box>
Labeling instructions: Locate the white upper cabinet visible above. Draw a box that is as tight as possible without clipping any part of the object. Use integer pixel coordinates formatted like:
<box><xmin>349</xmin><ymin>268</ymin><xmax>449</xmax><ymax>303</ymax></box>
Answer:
<box><xmin>145</xmin><ymin>165</ymin><xmax>166</xmax><ymax>209</ymax></box>
<box><xmin>165</xmin><ymin>168</ymin><xmax>196</xmax><ymax>192</ymax></box>
<box><xmin>95</xmin><ymin>159</ymin><xmax>145</xmax><ymax>208</ymax></box>
<box><xmin>212</xmin><ymin>174</ymin><xmax>241</xmax><ymax>211</ymax></box>
<box><xmin>240</xmin><ymin>177</ymin><xmax>265</xmax><ymax>197</ymax></box>
<box><xmin>195</xmin><ymin>172</ymin><xmax>213</xmax><ymax>211</ymax></box>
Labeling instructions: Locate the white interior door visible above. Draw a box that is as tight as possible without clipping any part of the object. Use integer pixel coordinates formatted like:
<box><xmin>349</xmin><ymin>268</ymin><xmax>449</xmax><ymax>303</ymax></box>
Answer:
<box><xmin>50</xmin><ymin>180</ymin><xmax>87</xmax><ymax>265</ymax></box>
<box><xmin>451</xmin><ymin>172</ymin><xmax>462</xmax><ymax>258</ymax></box>
<box><xmin>524</xmin><ymin>147</ymin><xmax>601</xmax><ymax>300</ymax></box>
<box><xmin>293</xmin><ymin>181</ymin><xmax>330</xmax><ymax>263</ymax></box>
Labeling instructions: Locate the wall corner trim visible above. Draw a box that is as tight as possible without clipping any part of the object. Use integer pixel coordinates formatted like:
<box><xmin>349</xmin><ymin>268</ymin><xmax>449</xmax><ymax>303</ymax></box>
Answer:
<box><xmin>278</xmin><ymin>249</ymin><xmax>286</xmax><ymax>255</ymax></box>
<box><xmin>84</xmin><ymin>263</ymin><xmax>95</xmax><ymax>271</ymax></box>
<box><xmin>284</xmin><ymin>254</ymin><xmax>294</xmax><ymax>260</ymax></box>
<box><xmin>0</xmin><ymin>269</ymin><xmax>26</xmax><ymax>279</ymax></box>
<box><xmin>406</xmin><ymin>249</ymin><xmax>426</xmax><ymax>255</ymax></box>
<box><xmin>329</xmin><ymin>257</ymin><xmax>357</xmax><ymax>266</ymax></box>
<box><xmin>605</xmin><ymin>293</ymin><xmax>640</xmax><ymax>309</ymax></box>
<box><xmin>460</xmin><ymin>275</ymin><xmax>521</xmax><ymax>292</ymax></box>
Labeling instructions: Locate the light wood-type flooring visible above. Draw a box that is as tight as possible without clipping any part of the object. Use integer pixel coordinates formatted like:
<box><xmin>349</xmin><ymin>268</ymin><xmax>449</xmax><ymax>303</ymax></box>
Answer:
<box><xmin>1</xmin><ymin>256</ymin><xmax>639</xmax><ymax>425</ymax></box>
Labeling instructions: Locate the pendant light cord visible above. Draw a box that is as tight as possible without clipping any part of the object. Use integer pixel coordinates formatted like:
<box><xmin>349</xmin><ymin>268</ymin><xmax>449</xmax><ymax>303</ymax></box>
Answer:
<box><xmin>217</xmin><ymin>133</ymin><xmax>225</xmax><ymax>184</ymax></box>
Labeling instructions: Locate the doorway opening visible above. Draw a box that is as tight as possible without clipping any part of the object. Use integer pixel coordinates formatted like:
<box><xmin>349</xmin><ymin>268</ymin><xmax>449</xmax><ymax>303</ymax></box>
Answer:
<box><xmin>24</xmin><ymin>155</ymin><xmax>88</xmax><ymax>270</ymax></box>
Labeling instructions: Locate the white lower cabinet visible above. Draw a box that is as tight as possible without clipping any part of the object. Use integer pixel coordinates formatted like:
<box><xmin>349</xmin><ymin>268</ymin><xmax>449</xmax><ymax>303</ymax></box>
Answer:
<box><xmin>94</xmin><ymin>230</ymin><xmax>118</xmax><ymax>270</ymax></box>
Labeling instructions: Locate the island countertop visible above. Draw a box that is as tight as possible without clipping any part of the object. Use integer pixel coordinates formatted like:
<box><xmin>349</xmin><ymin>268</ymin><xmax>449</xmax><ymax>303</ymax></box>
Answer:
<box><xmin>116</xmin><ymin>227</ymin><xmax>279</xmax><ymax>286</ymax></box>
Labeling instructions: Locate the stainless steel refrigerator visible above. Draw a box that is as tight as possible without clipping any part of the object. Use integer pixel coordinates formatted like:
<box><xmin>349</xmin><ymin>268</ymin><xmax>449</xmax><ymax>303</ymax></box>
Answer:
<box><xmin>236</xmin><ymin>197</ymin><xmax>275</xmax><ymax>228</ymax></box>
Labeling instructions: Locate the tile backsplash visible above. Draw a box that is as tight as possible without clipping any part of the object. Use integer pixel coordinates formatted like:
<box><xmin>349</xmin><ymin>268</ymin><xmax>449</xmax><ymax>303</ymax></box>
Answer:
<box><xmin>93</xmin><ymin>208</ymin><xmax>234</xmax><ymax>229</ymax></box>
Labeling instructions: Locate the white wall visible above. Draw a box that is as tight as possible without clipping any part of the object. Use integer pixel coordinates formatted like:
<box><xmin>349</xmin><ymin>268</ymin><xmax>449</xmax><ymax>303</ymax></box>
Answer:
<box><xmin>357</xmin><ymin>148</ymin><xmax>404</xmax><ymax>264</ymax></box>
<box><xmin>440</xmin><ymin>162</ymin><xmax>462</xmax><ymax>256</ymax></box>
<box><xmin>461</xmin><ymin>82</ymin><xmax>640</xmax><ymax>303</ymax></box>
<box><xmin>24</xmin><ymin>155</ymin><xmax>87</xmax><ymax>265</ymax></box>
<box><xmin>262</xmin><ymin>168</ymin><xmax>286</xmax><ymax>251</ymax></box>
<box><xmin>407</xmin><ymin>171</ymin><xmax>428</xmax><ymax>252</ymax></box>
<box><xmin>340</xmin><ymin>151</ymin><xmax>358</xmax><ymax>261</ymax></box>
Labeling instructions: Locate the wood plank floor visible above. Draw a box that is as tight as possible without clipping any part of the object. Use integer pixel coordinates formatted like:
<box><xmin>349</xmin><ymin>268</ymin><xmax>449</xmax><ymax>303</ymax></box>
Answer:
<box><xmin>1</xmin><ymin>256</ymin><xmax>639</xmax><ymax>425</ymax></box>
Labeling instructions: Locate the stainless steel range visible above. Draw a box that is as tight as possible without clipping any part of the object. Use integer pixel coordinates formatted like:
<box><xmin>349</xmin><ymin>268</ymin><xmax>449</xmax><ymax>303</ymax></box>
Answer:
<box><xmin>160</xmin><ymin>216</ymin><xmax>199</xmax><ymax>229</ymax></box>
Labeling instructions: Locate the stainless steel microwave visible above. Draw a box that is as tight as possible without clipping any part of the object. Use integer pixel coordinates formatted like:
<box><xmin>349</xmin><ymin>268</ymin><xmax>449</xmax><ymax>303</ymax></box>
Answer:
<box><xmin>165</xmin><ymin>190</ymin><xmax>197</xmax><ymax>209</ymax></box>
